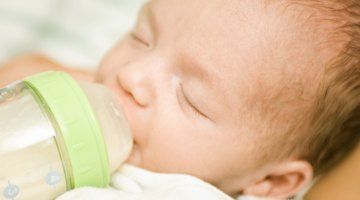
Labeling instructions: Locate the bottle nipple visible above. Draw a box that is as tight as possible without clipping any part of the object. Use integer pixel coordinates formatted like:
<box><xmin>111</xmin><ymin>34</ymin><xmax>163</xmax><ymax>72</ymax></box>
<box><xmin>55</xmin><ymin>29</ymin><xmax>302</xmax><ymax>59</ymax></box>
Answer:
<box><xmin>80</xmin><ymin>83</ymin><xmax>133</xmax><ymax>173</ymax></box>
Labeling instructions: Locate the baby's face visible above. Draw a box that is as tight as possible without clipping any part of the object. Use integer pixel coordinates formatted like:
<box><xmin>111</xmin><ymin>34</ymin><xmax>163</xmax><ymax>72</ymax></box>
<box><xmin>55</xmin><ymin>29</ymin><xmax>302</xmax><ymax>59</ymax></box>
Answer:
<box><xmin>96</xmin><ymin>0</ymin><xmax>321</xmax><ymax>195</ymax></box>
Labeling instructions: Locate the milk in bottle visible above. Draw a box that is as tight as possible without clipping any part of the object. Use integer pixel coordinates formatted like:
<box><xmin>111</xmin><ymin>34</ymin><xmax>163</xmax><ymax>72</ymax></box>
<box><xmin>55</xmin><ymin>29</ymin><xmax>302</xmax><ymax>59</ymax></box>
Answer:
<box><xmin>0</xmin><ymin>71</ymin><xmax>132</xmax><ymax>200</ymax></box>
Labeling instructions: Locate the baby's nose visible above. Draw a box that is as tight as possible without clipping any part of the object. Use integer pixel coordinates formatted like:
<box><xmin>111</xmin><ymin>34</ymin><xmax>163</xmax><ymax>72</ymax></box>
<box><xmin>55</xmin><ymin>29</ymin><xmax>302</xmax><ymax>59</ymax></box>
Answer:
<box><xmin>116</xmin><ymin>63</ymin><xmax>155</xmax><ymax>107</ymax></box>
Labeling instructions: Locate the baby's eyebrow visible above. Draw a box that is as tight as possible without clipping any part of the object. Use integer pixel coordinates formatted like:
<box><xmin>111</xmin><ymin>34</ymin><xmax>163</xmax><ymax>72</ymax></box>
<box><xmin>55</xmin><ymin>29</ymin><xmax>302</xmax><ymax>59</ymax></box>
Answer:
<box><xmin>141</xmin><ymin>2</ymin><xmax>158</xmax><ymax>36</ymax></box>
<box><xmin>182</xmin><ymin>54</ymin><xmax>214</xmax><ymax>87</ymax></box>
<box><xmin>143</xmin><ymin>2</ymin><xmax>214</xmax><ymax>86</ymax></box>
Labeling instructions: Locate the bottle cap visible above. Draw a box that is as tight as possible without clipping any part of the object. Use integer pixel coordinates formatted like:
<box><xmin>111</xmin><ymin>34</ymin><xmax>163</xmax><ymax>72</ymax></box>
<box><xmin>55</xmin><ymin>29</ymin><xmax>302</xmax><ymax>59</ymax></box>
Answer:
<box><xmin>24</xmin><ymin>71</ymin><xmax>120</xmax><ymax>189</ymax></box>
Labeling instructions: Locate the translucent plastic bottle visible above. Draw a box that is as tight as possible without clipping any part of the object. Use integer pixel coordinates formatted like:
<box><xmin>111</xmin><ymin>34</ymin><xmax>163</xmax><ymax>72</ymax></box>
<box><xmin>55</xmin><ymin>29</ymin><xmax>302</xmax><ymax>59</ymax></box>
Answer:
<box><xmin>0</xmin><ymin>71</ymin><xmax>133</xmax><ymax>200</ymax></box>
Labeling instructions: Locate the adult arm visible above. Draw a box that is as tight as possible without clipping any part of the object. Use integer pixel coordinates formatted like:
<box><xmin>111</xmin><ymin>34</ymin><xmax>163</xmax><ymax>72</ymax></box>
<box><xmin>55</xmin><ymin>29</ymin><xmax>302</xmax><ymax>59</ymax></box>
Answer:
<box><xmin>0</xmin><ymin>54</ymin><xmax>94</xmax><ymax>87</ymax></box>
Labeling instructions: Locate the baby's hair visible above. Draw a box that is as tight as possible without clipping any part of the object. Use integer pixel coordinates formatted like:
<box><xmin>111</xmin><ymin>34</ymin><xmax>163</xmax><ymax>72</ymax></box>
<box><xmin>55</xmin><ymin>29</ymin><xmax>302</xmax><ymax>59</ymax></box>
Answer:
<box><xmin>294</xmin><ymin>0</ymin><xmax>360</xmax><ymax>175</ymax></box>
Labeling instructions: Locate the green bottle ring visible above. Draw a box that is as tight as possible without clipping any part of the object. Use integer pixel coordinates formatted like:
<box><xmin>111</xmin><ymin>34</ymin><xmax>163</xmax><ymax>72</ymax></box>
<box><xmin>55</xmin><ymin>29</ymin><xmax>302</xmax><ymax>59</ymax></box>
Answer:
<box><xmin>25</xmin><ymin>71</ymin><xmax>110</xmax><ymax>189</ymax></box>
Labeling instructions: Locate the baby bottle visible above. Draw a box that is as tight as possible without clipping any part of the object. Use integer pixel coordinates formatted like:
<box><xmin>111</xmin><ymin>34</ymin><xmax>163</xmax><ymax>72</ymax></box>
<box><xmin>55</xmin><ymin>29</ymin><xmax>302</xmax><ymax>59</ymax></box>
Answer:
<box><xmin>0</xmin><ymin>71</ymin><xmax>133</xmax><ymax>200</ymax></box>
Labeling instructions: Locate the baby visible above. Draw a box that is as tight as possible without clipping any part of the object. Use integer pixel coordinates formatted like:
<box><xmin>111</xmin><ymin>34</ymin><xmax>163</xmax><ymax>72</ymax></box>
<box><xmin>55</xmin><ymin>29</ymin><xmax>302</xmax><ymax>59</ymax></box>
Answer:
<box><xmin>1</xmin><ymin>0</ymin><xmax>360</xmax><ymax>199</ymax></box>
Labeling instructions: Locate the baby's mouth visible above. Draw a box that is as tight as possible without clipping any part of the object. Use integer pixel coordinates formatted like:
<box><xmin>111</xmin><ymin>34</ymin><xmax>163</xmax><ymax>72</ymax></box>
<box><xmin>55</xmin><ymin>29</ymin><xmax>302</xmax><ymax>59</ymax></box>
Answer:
<box><xmin>103</xmin><ymin>82</ymin><xmax>141</xmax><ymax>166</ymax></box>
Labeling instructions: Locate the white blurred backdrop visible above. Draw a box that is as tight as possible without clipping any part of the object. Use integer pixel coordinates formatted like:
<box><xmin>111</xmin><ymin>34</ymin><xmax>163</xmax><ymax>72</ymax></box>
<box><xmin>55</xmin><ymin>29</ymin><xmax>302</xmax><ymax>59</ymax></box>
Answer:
<box><xmin>0</xmin><ymin>0</ymin><xmax>146</xmax><ymax>69</ymax></box>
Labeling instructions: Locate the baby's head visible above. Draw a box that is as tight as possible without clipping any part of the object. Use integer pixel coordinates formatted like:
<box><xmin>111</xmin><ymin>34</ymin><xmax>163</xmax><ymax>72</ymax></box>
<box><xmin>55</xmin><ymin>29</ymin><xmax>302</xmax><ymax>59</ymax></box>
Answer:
<box><xmin>96</xmin><ymin>0</ymin><xmax>360</xmax><ymax>198</ymax></box>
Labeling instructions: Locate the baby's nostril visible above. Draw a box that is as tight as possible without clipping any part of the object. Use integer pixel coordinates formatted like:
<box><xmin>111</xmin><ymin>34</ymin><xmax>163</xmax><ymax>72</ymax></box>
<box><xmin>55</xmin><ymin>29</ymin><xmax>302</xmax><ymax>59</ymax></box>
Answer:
<box><xmin>116</xmin><ymin>73</ymin><xmax>151</xmax><ymax>107</ymax></box>
<box><xmin>131</xmin><ymin>89</ymin><xmax>149</xmax><ymax>107</ymax></box>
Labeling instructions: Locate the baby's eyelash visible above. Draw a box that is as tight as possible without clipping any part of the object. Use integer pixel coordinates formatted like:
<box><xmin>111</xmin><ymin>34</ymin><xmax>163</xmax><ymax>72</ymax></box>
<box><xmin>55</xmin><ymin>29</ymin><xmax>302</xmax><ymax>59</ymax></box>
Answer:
<box><xmin>130</xmin><ymin>32</ymin><xmax>150</xmax><ymax>47</ymax></box>
<box><xmin>179</xmin><ymin>83</ymin><xmax>208</xmax><ymax>119</ymax></box>
<box><xmin>186</xmin><ymin>99</ymin><xmax>205</xmax><ymax>117</ymax></box>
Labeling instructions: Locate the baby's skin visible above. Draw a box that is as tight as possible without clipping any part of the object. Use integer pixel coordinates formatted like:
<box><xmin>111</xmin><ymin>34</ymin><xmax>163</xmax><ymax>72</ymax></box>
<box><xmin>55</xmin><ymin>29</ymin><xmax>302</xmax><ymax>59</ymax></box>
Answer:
<box><xmin>0</xmin><ymin>0</ymin><xmax>345</xmax><ymax>199</ymax></box>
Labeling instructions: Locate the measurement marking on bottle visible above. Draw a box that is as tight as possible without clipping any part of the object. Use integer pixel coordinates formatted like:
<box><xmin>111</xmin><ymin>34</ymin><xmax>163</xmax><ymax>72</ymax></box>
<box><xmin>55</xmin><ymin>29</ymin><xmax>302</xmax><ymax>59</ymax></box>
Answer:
<box><xmin>3</xmin><ymin>181</ymin><xmax>20</xmax><ymax>200</ymax></box>
<box><xmin>45</xmin><ymin>170</ymin><xmax>62</xmax><ymax>188</ymax></box>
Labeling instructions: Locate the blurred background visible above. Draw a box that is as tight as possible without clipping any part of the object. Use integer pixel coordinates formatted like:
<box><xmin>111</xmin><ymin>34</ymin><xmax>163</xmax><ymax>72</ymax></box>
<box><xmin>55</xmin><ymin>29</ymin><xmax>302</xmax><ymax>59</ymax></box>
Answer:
<box><xmin>0</xmin><ymin>0</ymin><xmax>146</xmax><ymax>69</ymax></box>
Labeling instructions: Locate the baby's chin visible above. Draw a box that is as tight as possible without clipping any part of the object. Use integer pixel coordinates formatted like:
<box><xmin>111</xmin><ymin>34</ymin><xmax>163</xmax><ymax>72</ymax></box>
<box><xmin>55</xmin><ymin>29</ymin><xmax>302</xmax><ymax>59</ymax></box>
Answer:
<box><xmin>125</xmin><ymin>144</ymin><xmax>142</xmax><ymax>167</ymax></box>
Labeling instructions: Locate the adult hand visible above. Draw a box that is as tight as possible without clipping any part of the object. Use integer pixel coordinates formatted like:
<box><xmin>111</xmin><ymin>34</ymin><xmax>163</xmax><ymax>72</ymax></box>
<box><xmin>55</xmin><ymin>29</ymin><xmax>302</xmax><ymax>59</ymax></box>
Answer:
<box><xmin>0</xmin><ymin>54</ymin><xmax>94</xmax><ymax>87</ymax></box>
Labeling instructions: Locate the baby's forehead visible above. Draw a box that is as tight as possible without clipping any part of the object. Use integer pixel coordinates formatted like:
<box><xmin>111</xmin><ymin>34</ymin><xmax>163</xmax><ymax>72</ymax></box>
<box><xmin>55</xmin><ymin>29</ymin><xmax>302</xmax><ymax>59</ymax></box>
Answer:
<box><xmin>152</xmin><ymin>0</ymin><xmax>333</xmax><ymax>62</ymax></box>
<box><xmin>171</xmin><ymin>1</ymin><xmax>328</xmax><ymax>78</ymax></box>
<box><xmin>152</xmin><ymin>0</ymin><xmax>342</xmax><ymax>112</ymax></box>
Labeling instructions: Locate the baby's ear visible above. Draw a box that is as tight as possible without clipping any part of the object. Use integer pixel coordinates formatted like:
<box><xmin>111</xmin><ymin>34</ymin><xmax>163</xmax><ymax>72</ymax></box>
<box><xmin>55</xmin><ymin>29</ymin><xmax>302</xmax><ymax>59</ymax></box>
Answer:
<box><xmin>242</xmin><ymin>161</ymin><xmax>313</xmax><ymax>199</ymax></box>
